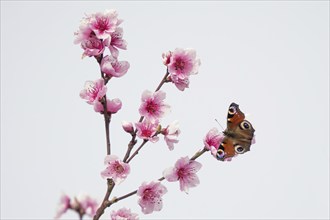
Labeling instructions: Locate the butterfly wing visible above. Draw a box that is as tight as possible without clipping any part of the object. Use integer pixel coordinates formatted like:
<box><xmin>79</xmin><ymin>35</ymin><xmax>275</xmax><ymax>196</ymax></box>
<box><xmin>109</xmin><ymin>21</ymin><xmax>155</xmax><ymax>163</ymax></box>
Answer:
<box><xmin>216</xmin><ymin>136</ymin><xmax>236</xmax><ymax>161</ymax></box>
<box><xmin>226</xmin><ymin>102</ymin><xmax>245</xmax><ymax>130</ymax></box>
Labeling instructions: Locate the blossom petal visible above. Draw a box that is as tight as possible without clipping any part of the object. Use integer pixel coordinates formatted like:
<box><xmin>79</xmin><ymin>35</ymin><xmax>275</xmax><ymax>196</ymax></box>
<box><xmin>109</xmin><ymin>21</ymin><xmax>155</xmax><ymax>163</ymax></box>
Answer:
<box><xmin>163</xmin><ymin>167</ymin><xmax>179</xmax><ymax>182</ymax></box>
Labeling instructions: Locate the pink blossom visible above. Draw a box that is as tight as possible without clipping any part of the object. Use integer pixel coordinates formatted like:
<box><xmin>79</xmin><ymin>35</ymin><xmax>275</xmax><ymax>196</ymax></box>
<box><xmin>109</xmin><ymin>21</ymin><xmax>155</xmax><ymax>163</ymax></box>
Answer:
<box><xmin>94</xmin><ymin>98</ymin><xmax>122</xmax><ymax>114</ymax></box>
<box><xmin>135</xmin><ymin>120</ymin><xmax>159</xmax><ymax>142</ymax></box>
<box><xmin>101</xmin><ymin>55</ymin><xmax>130</xmax><ymax>77</ymax></box>
<box><xmin>166</xmin><ymin>48</ymin><xmax>200</xmax><ymax>91</ymax></box>
<box><xmin>109</xmin><ymin>27</ymin><xmax>128</xmax><ymax>58</ymax></box>
<box><xmin>203</xmin><ymin>128</ymin><xmax>224</xmax><ymax>151</ymax></box>
<box><xmin>139</xmin><ymin>90</ymin><xmax>170</xmax><ymax>122</ymax></box>
<box><xmin>169</xmin><ymin>75</ymin><xmax>190</xmax><ymax>91</ymax></box>
<box><xmin>55</xmin><ymin>194</ymin><xmax>71</xmax><ymax>219</ymax></box>
<box><xmin>111</xmin><ymin>207</ymin><xmax>139</xmax><ymax>220</ymax></box>
<box><xmin>167</xmin><ymin>48</ymin><xmax>200</xmax><ymax>77</ymax></box>
<box><xmin>76</xmin><ymin>194</ymin><xmax>99</xmax><ymax>217</ymax></box>
<box><xmin>107</xmin><ymin>98</ymin><xmax>122</xmax><ymax>113</ymax></box>
<box><xmin>163</xmin><ymin>156</ymin><xmax>202</xmax><ymax>193</ymax></box>
<box><xmin>137</xmin><ymin>181</ymin><xmax>167</xmax><ymax>214</ymax></box>
<box><xmin>81</xmin><ymin>35</ymin><xmax>109</xmax><ymax>58</ymax></box>
<box><xmin>122</xmin><ymin>121</ymin><xmax>134</xmax><ymax>134</ymax></box>
<box><xmin>80</xmin><ymin>79</ymin><xmax>107</xmax><ymax>104</ymax></box>
<box><xmin>90</xmin><ymin>10</ymin><xmax>119</xmax><ymax>40</ymax></box>
<box><xmin>101</xmin><ymin>155</ymin><xmax>130</xmax><ymax>184</ymax></box>
<box><xmin>162</xmin><ymin>120</ymin><xmax>180</xmax><ymax>150</ymax></box>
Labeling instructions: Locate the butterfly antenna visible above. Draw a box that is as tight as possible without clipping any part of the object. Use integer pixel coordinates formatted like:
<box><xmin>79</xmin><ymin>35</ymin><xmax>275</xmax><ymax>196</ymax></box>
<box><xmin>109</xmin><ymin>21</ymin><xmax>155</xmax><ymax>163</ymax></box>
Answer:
<box><xmin>215</xmin><ymin>119</ymin><xmax>225</xmax><ymax>130</ymax></box>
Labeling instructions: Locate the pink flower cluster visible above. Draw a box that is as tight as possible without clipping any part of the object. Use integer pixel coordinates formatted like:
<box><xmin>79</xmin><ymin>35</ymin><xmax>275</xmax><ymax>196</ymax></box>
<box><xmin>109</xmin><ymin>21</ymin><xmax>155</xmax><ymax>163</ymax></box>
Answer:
<box><xmin>122</xmin><ymin>90</ymin><xmax>180</xmax><ymax>150</ymax></box>
<box><xmin>55</xmin><ymin>194</ymin><xmax>98</xmax><ymax>219</ymax></box>
<box><xmin>74</xmin><ymin>10</ymin><xmax>127</xmax><ymax>59</ymax></box>
<box><xmin>75</xmin><ymin>10</ymin><xmax>129</xmax><ymax>78</ymax></box>
<box><xmin>137</xmin><ymin>181</ymin><xmax>167</xmax><ymax>214</ymax></box>
<box><xmin>162</xmin><ymin>48</ymin><xmax>201</xmax><ymax>91</ymax></box>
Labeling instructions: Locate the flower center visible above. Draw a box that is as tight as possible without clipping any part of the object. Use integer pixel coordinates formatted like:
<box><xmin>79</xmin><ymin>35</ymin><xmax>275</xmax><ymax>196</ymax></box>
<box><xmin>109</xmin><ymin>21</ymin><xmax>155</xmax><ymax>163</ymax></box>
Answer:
<box><xmin>114</xmin><ymin>162</ymin><xmax>124</xmax><ymax>173</ymax></box>
<box><xmin>146</xmin><ymin>101</ymin><xmax>158</xmax><ymax>113</ymax></box>
<box><xmin>174</xmin><ymin>59</ymin><xmax>185</xmax><ymax>71</ymax></box>
<box><xmin>177</xmin><ymin>168</ymin><xmax>186</xmax><ymax>179</ymax></box>
<box><xmin>143</xmin><ymin>189</ymin><xmax>155</xmax><ymax>200</ymax></box>
<box><xmin>96</xmin><ymin>17</ymin><xmax>109</xmax><ymax>32</ymax></box>
<box><xmin>141</xmin><ymin>129</ymin><xmax>153</xmax><ymax>138</ymax></box>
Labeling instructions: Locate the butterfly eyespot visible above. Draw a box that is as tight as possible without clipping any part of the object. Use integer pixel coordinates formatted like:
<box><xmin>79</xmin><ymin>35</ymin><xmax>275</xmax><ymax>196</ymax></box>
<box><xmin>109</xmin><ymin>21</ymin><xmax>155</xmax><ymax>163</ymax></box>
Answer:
<box><xmin>216</xmin><ymin>149</ymin><xmax>225</xmax><ymax>160</ymax></box>
<box><xmin>228</xmin><ymin>106</ymin><xmax>236</xmax><ymax>115</ymax></box>
<box><xmin>234</xmin><ymin>145</ymin><xmax>245</xmax><ymax>154</ymax></box>
<box><xmin>240</xmin><ymin>121</ymin><xmax>251</xmax><ymax>130</ymax></box>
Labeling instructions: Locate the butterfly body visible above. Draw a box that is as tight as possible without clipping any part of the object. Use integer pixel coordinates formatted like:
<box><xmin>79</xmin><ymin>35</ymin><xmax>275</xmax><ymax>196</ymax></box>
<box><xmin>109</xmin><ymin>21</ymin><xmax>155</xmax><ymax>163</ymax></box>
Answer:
<box><xmin>217</xmin><ymin>103</ymin><xmax>255</xmax><ymax>161</ymax></box>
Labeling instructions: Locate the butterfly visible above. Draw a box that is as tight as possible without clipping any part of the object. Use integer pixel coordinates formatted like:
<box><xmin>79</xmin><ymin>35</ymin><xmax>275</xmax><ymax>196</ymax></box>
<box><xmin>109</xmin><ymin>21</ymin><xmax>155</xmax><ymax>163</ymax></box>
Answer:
<box><xmin>216</xmin><ymin>103</ymin><xmax>255</xmax><ymax>161</ymax></box>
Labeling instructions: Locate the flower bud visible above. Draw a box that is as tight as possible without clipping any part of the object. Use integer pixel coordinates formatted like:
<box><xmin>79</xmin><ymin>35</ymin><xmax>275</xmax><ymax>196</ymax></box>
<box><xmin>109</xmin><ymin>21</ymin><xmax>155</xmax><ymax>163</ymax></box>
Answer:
<box><xmin>122</xmin><ymin>121</ymin><xmax>134</xmax><ymax>133</ymax></box>
<box><xmin>108</xmin><ymin>98</ymin><xmax>122</xmax><ymax>113</ymax></box>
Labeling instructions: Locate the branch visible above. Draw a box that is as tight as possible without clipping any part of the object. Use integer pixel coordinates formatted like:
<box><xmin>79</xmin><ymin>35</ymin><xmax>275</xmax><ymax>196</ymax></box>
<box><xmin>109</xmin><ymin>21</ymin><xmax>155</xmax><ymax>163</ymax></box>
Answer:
<box><xmin>93</xmin><ymin>54</ymin><xmax>114</xmax><ymax>220</ymax></box>
<box><xmin>101</xmin><ymin>97</ymin><xmax>112</xmax><ymax>155</ymax></box>
<box><xmin>93</xmin><ymin>179</ymin><xmax>115</xmax><ymax>220</ymax></box>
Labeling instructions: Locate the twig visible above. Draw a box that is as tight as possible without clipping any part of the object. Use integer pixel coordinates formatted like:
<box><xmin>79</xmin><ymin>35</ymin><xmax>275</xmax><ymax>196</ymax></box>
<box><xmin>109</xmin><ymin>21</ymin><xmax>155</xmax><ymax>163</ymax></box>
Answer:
<box><xmin>126</xmin><ymin>140</ymin><xmax>148</xmax><ymax>163</ymax></box>
<box><xmin>155</xmin><ymin>68</ymin><xmax>170</xmax><ymax>92</ymax></box>
<box><xmin>190</xmin><ymin>147</ymin><xmax>208</xmax><ymax>161</ymax></box>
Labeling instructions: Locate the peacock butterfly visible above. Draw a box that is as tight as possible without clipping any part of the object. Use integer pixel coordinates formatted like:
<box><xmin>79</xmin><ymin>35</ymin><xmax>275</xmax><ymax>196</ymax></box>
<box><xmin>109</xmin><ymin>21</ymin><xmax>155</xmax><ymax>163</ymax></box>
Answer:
<box><xmin>216</xmin><ymin>103</ymin><xmax>255</xmax><ymax>161</ymax></box>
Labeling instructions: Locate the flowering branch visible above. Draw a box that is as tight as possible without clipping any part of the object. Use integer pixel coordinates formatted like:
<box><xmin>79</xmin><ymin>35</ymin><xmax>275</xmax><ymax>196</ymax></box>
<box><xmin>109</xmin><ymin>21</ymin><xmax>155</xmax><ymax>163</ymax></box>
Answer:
<box><xmin>122</xmin><ymin>69</ymin><xmax>169</xmax><ymax>162</ymax></box>
<box><xmin>107</xmin><ymin>147</ymin><xmax>208</xmax><ymax>207</ymax></box>
<box><xmin>56</xmin><ymin>9</ymin><xmax>256</xmax><ymax>220</ymax></box>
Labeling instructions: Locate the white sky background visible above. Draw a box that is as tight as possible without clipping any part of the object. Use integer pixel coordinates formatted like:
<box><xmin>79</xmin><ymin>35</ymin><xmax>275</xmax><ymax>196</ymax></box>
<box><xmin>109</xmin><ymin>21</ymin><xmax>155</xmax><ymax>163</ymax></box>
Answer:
<box><xmin>1</xmin><ymin>1</ymin><xmax>329</xmax><ymax>219</ymax></box>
